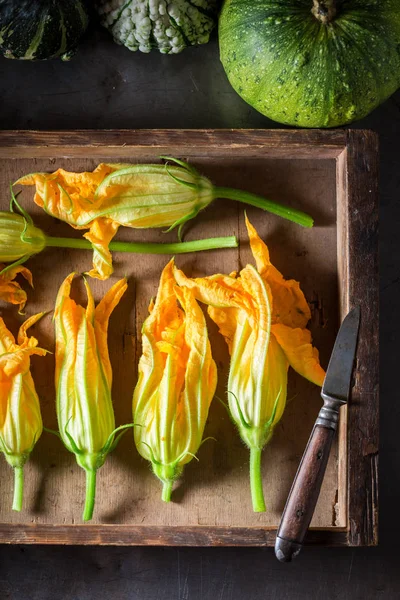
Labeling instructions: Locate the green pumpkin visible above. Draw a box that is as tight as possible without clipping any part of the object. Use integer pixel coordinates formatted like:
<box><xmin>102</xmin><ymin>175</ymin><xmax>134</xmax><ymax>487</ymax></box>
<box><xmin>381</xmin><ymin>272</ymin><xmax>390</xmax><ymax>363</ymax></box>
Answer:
<box><xmin>0</xmin><ymin>0</ymin><xmax>89</xmax><ymax>60</ymax></box>
<box><xmin>219</xmin><ymin>0</ymin><xmax>400</xmax><ymax>127</ymax></box>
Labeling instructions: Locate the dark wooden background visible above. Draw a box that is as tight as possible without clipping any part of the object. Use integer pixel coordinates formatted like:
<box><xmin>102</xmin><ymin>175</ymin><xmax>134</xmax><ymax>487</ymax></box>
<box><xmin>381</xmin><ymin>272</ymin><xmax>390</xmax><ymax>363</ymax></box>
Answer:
<box><xmin>0</xmin><ymin>26</ymin><xmax>397</xmax><ymax>599</ymax></box>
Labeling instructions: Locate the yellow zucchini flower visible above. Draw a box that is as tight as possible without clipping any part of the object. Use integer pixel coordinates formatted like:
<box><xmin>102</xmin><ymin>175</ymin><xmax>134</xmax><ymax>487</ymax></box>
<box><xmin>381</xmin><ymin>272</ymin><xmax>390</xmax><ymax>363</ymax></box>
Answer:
<box><xmin>133</xmin><ymin>259</ymin><xmax>217</xmax><ymax>502</ymax></box>
<box><xmin>16</xmin><ymin>162</ymin><xmax>212</xmax><ymax>280</ymax></box>
<box><xmin>16</xmin><ymin>159</ymin><xmax>312</xmax><ymax>279</ymax></box>
<box><xmin>54</xmin><ymin>272</ymin><xmax>129</xmax><ymax>521</ymax></box>
<box><xmin>0</xmin><ymin>313</ymin><xmax>47</xmax><ymax>511</ymax></box>
<box><xmin>174</xmin><ymin>216</ymin><xmax>325</xmax><ymax>512</ymax></box>
<box><xmin>0</xmin><ymin>263</ymin><xmax>33</xmax><ymax>313</ymax></box>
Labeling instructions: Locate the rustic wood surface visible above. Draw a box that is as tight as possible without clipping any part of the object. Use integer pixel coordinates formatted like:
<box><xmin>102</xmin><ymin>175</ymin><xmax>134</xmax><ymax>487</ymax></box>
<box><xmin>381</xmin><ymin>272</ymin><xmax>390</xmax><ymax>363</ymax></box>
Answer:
<box><xmin>344</xmin><ymin>131</ymin><xmax>379</xmax><ymax>547</ymax></box>
<box><xmin>0</xmin><ymin>131</ymin><xmax>344</xmax><ymax>544</ymax></box>
<box><xmin>0</xmin><ymin>129</ymin><xmax>347</xmax><ymax>159</ymax></box>
<box><xmin>0</xmin><ymin>523</ymin><xmax>347</xmax><ymax>547</ymax></box>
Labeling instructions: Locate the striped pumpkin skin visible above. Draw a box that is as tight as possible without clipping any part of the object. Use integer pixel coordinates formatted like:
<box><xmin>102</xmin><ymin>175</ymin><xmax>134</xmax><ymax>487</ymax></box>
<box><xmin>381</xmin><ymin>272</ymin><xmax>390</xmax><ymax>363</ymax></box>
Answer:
<box><xmin>219</xmin><ymin>0</ymin><xmax>400</xmax><ymax>128</ymax></box>
<box><xmin>0</xmin><ymin>0</ymin><xmax>89</xmax><ymax>60</ymax></box>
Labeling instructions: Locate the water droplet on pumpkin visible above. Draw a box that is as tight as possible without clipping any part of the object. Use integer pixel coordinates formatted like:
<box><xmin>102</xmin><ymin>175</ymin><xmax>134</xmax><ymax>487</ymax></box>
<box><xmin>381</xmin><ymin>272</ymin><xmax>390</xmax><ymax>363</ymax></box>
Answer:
<box><xmin>295</xmin><ymin>53</ymin><xmax>310</xmax><ymax>67</ymax></box>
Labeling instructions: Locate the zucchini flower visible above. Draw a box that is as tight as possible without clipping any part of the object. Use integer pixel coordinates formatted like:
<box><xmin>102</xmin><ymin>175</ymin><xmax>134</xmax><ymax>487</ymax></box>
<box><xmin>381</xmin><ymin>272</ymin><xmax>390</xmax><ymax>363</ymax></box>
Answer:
<box><xmin>16</xmin><ymin>158</ymin><xmax>312</xmax><ymax>279</ymax></box>
<box><xmin>0</xmin><ymin>313</ymin><xmax>47</xmax><ymax>511</ymax></box>
<box><xmin>174</xmin><ymin>216</ymin><xmax>325</xmax><ymax>512</ymax></box>
<box><xmin>54</xmin><ymin>272</ymin><xmax>130</xmax><ymax>521</ymax></box>
<box><xmin>0</xmin><ymin>263</ymin><xmax>33</xmax><ymax>313</ymax></box>
<box><xmin>133</xmin><ymin>259</ymin><xmax>217</xmax><ymax>502</ymax></box>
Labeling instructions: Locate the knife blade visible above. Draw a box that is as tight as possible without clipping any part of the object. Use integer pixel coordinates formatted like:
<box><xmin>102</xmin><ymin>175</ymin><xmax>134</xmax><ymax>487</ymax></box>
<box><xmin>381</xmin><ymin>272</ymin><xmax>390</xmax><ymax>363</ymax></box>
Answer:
<box><xmin>274</xmin><ymin>306</ymin><xmax>360</xmax><ymax>562</ymax></box>
<box><xmin>322</xmin><ymin>305</ymin><xmax>361</xmax><ymax>403</ymax></box>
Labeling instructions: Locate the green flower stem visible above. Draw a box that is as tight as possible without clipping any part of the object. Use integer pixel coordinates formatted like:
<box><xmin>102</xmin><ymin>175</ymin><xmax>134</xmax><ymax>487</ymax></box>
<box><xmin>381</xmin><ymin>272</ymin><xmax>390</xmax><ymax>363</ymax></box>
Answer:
<box><xmin>12</xmin><ymin>467</ymin><xmax>24</xmax><ymax>512</ymax></box>
<box><xmin>249</xmin><ymin>447</ymin><xmax>266</xmax><ymax>512</ymax></box>
<box><xmin>161</xmin><ymin>480</ymin><xmax>173</xmax><ymax>503</ymax></box>
<box><xmin>214</xmin><ymin>186</ymin><xmax>314</xmax><ymax>228</ymax></box>
<box><xmin>44</xmin><ymin>235</ymin><xmax>238</xmax><ymax>254</ymax></box>
<box><xmin>83</xmin><ymin>469</ymin><xmax>97</xmax><ymax>522</ymax></box>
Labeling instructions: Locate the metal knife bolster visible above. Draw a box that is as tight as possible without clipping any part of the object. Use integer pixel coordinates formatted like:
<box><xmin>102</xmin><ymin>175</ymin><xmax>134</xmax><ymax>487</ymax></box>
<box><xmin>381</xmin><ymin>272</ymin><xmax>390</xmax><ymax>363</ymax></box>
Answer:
<box><xmin>315</xmin><ymin>394</ymin><xmax>346</xmax><ymax>430</ymax></box>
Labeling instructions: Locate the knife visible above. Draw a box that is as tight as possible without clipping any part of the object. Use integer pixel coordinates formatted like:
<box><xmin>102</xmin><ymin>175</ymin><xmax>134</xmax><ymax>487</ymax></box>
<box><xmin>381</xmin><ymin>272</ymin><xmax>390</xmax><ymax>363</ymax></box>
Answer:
<box><xmin>274</xmin><ymin>306</ymin><xmax>360</xmax><ymax>562</ymax></box>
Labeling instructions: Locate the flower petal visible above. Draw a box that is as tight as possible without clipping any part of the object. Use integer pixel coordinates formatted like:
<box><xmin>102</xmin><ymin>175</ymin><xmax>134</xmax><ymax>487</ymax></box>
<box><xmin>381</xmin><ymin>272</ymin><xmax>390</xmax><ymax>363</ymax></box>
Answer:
<box><xmin>271</xmin><ymin>323</ymin><xmax>326</xmax><ymax>386</ymax></box>
<box><xmin>0</xmin><ymin>318</ymin><xmax>16</xmax><ymax>354</ymax></box>
<box><xmin>148</xmin><ymin>259</ymin><xmax>185</xmax><ymax>340</ymax></box>
<box><xmin>17</xmin><ymin>165</ymin><xmax>122</xmax><ymax>281</ymax></box>
<box><xmin>54</xmin><ymin>273</ymin><xmax>85</xmax><ymax>385</ymax></box>
<box><xmin>173</xmin><ymin>263</ymin><xmax>251</xmax><ymax>312</ymax></box>
<box><xmin>16</xmin><ymin>164</ymin><xmax>117</xmax><ymax>227</ymax></box>
<box><xmin>1</xmin><ymin>264</ymin><xmax>33</xmax><ymax>288</ymax></box>
<box><xmin>83</xmin><ymin>219</ymin><xmax>120</xmax><ymax>280</ymax></box>
<box><xmin>0</xmin><ymin>314</ymin><xmax>47</xmax><ymax>380</ymax></box>
<box><xmin>245</xmin><ymin>215</ymin><xmax>311</xmax><ymax>328</ymax></box>
<box><xmin>0</xmin><ymin>264</ymin><xmax>33</xmax><ymax>312</ymax></box>
<box><xmin>0</xmin><ymin>282</ymin><xmax>28</xmax><ymax>313</ymax></box>
<box><xmin>207</xmin><ymin>306</ymin><xmax>239</xmax><ymax>355</ymax></box>
<box><xmin>94</xmin><ymin>277</ymin><xmax>128</xmax><ymax>387</ymax></box>
<box><xmin>17</xmin><ymin>312</ymin><xmax>46</xmax><ymax>348</ymax></box>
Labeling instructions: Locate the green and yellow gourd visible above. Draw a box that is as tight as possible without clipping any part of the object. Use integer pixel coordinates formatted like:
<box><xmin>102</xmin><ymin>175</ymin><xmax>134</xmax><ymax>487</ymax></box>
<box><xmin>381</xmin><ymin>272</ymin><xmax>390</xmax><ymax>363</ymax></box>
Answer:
<box><xmin>0</xmin><ymin>0</ymin><xmax>89</xmax><ymax>60</ymax></box>
<box><xmin>95</xmin><ymin>0</ymin><xmax>218</xmax><ymax>54</ymax></box>
<box><xmin>219</xmin><ymin>0</ymin><xmax>400</xmax><ymax>127</ymax></box>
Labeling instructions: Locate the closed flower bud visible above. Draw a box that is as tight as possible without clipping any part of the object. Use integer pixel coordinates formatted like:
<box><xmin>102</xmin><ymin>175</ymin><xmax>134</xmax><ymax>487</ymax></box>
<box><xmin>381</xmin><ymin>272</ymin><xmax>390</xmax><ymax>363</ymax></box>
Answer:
<box><xmin>0</xmin><ymin>212</ymin><xmax>46</xmax><ymax>263</ymax></box>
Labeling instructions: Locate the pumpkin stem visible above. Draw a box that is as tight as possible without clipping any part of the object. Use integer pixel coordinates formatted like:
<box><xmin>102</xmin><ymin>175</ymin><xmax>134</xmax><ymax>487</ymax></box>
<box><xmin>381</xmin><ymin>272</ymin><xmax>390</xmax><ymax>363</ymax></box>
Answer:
<box><xmin>312</xmin><ymin>0</ymin><xmax>337</xmax><ymax>24</ymax></box>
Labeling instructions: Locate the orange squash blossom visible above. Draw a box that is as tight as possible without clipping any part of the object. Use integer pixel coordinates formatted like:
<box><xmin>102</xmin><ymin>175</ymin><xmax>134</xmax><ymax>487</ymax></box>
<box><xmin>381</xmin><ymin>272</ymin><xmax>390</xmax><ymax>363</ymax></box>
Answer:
<box><xmin>54</xmin><ymin>272</ymin><xmax>130</xmax><ymax>521</ymax></box>
<box><xmin>173</xmin><ymin>216</ymin><xmax>325</xmax><ymax>512</ymax></box>
<box><xmin>16</xmin><ymin>159</ymin><xmax>312</xmax><ymax>279</ymax></box>
<box><xmin>133</xmin><ymin>259</ymin><xmax>217</xmax><ymax>502</ymax></box>
<box><xmin>0</xmin><ymin>313</ymin><xmax>47</xmax><ymax>511</ymax></box>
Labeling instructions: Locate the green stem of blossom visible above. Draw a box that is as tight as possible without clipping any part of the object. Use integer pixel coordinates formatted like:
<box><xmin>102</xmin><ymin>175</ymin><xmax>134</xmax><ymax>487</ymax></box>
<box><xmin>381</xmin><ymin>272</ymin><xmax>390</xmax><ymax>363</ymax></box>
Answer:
<box><xmin>161</xmin><ymin>480</ymin><xmax>173</xmax><ymax>503</ymax></box>
<box><xmin>12</xmin><ymin>467</ymin><xmax>24</xmax><ymax>512</ymax></box>
<box><xmin>44</xmin><ymin>235</ymin><xmax>238</xmax><ymax>254</ymax></box>
<box><xmin>214</xmin><ymin>187</ymin><xmax>314</xmax><ymax>228</ymax></box>
<box><xmin>249</xmin><ymin>447</ymin><xmax>266</xmax><ymax>512</ymax></box>
<box><xmin>83</xmin><ymin>469</ymin><xmax>97</xmax><ymax>521</ymax></box>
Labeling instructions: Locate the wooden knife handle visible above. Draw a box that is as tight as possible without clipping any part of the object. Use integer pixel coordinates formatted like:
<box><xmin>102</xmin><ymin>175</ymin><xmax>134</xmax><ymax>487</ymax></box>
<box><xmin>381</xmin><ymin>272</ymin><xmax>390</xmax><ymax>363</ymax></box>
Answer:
<box><xmin>275</xmin><ymin>423</ymin><xmax>336</xmax><ymax>562</ymax></box>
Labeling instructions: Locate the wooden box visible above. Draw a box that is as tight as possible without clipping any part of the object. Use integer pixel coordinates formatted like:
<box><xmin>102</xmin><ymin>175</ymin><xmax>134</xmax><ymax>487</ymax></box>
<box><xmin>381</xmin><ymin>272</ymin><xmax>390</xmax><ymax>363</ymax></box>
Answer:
<box><xmin>0</xmin><ymin>130</ymin><xmax>378</xmax><ymax>547</ymax></box>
